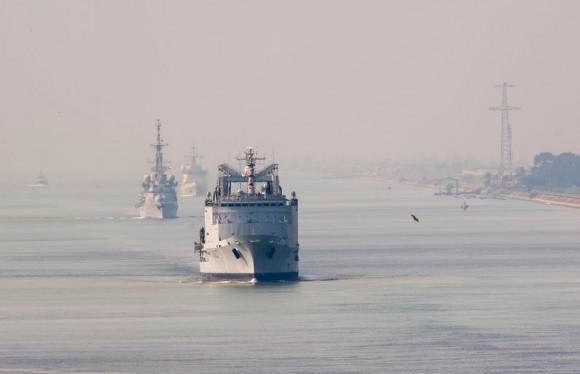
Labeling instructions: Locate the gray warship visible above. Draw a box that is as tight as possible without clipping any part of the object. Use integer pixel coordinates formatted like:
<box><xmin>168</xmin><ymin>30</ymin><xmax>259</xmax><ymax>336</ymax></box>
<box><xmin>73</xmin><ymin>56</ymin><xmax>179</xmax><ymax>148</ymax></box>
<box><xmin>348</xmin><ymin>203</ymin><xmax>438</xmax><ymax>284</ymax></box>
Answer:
<box><xmin>180</xmin><ymin>146</ymin><xmax>207</xmax><ymax>197</ymax></box>
<box><xmin>195</xmin><ymin>147</ymin><xmax>299</xmax><ymax>281</ymax></box>
<box><xmin>136</xmin><ymin>120</ymin><xmax>178</xmax><ymax>219</ymax></box>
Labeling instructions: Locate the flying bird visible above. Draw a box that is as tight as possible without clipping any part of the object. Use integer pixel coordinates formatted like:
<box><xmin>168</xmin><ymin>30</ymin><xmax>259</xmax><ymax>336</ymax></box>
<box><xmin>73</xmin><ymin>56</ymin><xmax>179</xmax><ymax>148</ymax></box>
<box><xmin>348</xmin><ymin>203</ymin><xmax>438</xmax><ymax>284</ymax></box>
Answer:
<box><xmin>411</xmin><ymin>214</ymin><xmax>419</xmax><ymax>222</ymax></box>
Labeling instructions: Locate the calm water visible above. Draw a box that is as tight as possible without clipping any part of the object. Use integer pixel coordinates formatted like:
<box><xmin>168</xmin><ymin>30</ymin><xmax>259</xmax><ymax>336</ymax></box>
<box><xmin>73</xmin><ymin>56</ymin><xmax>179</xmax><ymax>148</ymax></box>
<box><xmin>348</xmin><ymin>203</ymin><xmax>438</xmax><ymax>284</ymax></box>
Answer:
<box><xmin>1</xmin><ymin>175</ymin><xmax>579</xmax><ymax>373</ymax></box>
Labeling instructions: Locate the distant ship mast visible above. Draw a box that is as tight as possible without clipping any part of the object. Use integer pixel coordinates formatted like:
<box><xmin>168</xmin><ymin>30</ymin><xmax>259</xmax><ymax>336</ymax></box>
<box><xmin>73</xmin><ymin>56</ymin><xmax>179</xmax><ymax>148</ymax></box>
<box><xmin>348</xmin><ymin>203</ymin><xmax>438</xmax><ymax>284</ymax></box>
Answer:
<box><xmin>187</xmin><ymin>146</ymin><xmax>204</xmax><ymax>168</ymax></box>
<box><xmin>151</xmin><ymin>119</ymin><xmax>168</xmax><ymax>174</ymax></box>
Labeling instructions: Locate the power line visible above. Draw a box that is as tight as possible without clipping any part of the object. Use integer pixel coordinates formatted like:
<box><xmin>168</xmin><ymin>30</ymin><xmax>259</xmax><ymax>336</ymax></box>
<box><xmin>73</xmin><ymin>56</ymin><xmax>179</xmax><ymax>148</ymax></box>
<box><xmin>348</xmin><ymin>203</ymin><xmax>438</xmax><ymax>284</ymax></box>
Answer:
<box><xmin>490</xmin><ymin>82</ymin><xmax>520</xmax><ymax>181</ymax></box>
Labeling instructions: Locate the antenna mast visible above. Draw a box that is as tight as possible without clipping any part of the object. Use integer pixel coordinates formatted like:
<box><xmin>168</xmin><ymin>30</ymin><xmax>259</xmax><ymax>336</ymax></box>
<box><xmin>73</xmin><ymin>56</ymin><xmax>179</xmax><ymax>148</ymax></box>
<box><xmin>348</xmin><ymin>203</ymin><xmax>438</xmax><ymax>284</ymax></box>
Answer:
<box><xmin>237</xmin><ymin>147</ymin><xmax>265</xmax><ymax>195</ymax></box>
<box><xmin>151</xmin><ymin>119</ymin><xmax>168</xmax><ymax>174</ymax></box>
<box><xmin>490</xmin><ymin>82</ymin><xmax>520</xmax><ymax>181</ymax></box>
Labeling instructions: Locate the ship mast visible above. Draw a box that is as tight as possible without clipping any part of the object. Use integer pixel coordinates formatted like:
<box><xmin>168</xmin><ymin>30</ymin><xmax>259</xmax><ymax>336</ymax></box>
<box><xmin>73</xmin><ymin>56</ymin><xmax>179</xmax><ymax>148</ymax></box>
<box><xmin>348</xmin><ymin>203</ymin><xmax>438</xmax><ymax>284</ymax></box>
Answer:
<box><xmin>190</xmin><ymin>146</ymin><xmax>202</xmax><ymax>167</ymax></box>
<box><xmin>151</xmin><ymin>119</ymin><xmax>167</xmax><ymax>174</ymax></box>
<box><xmin>237</xmin><ymin>147</ymin><xmax>265</xmax><ymax>195</ymax></box>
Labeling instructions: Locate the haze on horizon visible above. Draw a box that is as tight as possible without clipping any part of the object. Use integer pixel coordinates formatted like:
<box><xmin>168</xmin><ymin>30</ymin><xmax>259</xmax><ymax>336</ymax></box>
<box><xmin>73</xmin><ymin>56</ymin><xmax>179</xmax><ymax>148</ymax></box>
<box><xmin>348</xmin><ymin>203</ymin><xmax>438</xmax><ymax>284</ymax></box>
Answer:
<box><xmin>1</xmin><ymin>0</ymin><xmax>579</xmax><ymax>180</ymax></box>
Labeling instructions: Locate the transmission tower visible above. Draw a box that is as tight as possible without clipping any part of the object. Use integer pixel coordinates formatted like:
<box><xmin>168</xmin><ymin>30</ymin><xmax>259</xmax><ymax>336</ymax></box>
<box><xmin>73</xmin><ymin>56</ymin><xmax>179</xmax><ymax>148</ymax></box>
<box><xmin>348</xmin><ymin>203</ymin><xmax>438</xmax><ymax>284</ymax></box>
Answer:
<box><xmin>490</xmin><ymin>82</ymin><xmax>520</xmax><ymax>181</ymax></box>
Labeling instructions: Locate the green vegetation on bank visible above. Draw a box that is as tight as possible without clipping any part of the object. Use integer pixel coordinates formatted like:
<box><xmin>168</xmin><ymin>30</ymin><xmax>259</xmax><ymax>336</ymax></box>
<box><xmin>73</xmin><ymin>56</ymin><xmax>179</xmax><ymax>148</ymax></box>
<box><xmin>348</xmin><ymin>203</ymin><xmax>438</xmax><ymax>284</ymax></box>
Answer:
<box><xmin>516</xmin><ymin>152</ymin><xmax>580</xmax><ymax>194</ymax></box>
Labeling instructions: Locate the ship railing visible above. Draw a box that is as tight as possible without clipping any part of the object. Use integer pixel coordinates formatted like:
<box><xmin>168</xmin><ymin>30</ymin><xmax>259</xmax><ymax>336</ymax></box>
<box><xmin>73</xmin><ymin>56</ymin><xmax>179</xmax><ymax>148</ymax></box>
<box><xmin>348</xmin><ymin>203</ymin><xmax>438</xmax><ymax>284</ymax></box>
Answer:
<box><xmin>218</xmin><ymin>194</ymin><xmax>286</xmax><ymax>202</ymax></box>
<box><xmin>205</xmin><ymin>198</ymin><xmax>297</xmax><ymax>208</ymax></box>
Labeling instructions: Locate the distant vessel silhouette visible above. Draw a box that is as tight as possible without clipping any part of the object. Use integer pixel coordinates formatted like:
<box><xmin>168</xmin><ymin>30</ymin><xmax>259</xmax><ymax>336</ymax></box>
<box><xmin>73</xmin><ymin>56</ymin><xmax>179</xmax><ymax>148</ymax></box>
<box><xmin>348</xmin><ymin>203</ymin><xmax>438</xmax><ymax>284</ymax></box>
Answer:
<box><xmin>136</xmin><ymin>120</ymin><xmax>178</xmax><ymax>219</ymax></box>
<box><xmin>180</xmin><ymin>146</ymin><xmax>207</xmax><ymax>197</ymax></box>
<box><xmin>30</xmin><ymin>170</ymin><xmax>49</xmax><ymax>187</ymax></box>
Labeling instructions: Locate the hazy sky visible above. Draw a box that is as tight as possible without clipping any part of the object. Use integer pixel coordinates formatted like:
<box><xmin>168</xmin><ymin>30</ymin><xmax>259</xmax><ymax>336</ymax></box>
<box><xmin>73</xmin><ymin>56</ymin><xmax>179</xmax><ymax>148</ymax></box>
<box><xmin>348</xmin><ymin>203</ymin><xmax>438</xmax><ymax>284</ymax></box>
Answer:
<box><xmin>1</xmin><ymin>0</ymin><xmax>580</xmax><ymax>178</ymax></box>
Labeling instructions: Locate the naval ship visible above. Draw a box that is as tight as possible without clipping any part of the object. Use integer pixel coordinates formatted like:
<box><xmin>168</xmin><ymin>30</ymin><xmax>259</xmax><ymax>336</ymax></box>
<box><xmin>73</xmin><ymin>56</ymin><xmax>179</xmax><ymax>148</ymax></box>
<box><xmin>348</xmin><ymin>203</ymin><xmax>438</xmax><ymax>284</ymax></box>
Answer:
<box><xmin>136</xmin><ymin>120</ymin><xmax>178</xmax><ymax>219</ymax></box>
<box><xmin>195</xmin><ymin>147</ymin><xmax>299</xmax><ymax>281</ymax></box>
<box><xmin>30</xmin><ymin>170</ymin><xmax>49</xmax><ymax>187</ymax></box>
<box><xmin>180</xmin><ymin>147</ymin><xmax>207</xmax><ymax>197</ymax></box>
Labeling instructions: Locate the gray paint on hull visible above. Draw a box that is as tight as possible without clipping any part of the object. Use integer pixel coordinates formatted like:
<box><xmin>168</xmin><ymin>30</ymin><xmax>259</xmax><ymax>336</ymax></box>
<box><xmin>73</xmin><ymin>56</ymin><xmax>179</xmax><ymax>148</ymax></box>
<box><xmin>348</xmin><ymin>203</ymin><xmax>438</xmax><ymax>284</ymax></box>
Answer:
<box><xmin>139</xmin><ymin>203</ymin><xmax>178</xmax><ymax>219</ymax></box>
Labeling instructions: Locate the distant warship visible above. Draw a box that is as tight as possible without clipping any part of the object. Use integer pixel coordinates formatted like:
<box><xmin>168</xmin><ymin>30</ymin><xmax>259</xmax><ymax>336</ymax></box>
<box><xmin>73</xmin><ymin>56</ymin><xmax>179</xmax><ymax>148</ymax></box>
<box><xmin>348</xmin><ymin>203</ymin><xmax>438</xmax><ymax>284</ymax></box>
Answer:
<box><xmin>180</xmin><ymin>146</ymin><xmax>207</xmax><ymax>197</ymax></box>
<box><xmin>30</xmin><ymin>170</ymin><xmax>49</xmax><ymax>187</ymax></box>
<box><xmin>136</xmin><ymin>120</ymin><xmax>178</xmax><ymax>218</ymax></box>
<box><xmin>195</xmin><ymin>147</ymin><xmax>299</xmax><ymax>281</ymax></box>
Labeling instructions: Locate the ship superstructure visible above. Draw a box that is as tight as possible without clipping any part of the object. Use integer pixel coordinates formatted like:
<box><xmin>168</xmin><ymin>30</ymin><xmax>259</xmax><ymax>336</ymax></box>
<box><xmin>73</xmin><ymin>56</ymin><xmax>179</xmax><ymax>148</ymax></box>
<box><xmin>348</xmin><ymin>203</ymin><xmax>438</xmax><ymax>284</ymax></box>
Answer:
<box><xmin>136</xmin><ymin>120</ymin><xmax>178</xmax><ymax>218</ymax></box>
<box><xmin>180</xmin><ymin>146</ymin><xmax>207</xmax><ymax>197</ymax></box>
<box><xmin>196</xmin><ymin>147</ymin><xmax>299</xmax><ymax>281</ymax></box>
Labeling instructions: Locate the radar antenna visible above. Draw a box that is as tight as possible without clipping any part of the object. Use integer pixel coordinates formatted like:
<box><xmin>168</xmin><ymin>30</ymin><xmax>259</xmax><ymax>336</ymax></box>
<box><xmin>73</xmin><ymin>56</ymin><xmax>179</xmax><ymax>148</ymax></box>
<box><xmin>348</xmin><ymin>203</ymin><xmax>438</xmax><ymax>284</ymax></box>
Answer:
<box><xmin>237</xmin><ymin>147</ymin><xmax>265</xmax><ymax>195</ymax></box>
<box><xmin>151</xmin><ymin>119</ymin><xmax>168</xmax><ymax>174</ymax></box>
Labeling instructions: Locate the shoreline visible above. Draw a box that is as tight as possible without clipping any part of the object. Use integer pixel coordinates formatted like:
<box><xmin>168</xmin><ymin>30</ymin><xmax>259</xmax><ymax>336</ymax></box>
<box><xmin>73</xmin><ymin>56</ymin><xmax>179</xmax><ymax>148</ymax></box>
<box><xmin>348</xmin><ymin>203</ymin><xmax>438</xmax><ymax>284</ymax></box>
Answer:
<box><xmin>501</xmin><ymin>190</ymin><xmax>580</xmax><ymax>209</ymax></box>
<box><xmin>365</xmin><ymin>174</ymin><xmax>580</xmax><ymax>209</ymax></box>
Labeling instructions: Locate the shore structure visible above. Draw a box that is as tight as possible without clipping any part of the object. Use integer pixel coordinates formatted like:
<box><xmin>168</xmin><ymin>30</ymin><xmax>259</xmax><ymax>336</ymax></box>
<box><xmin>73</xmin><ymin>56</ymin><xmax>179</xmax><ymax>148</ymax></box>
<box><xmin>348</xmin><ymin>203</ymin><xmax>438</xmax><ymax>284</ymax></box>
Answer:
<box><xmin>366</xmin><ymin>172</ymin><xmax>580</xmax><ymax>209</ymax></box>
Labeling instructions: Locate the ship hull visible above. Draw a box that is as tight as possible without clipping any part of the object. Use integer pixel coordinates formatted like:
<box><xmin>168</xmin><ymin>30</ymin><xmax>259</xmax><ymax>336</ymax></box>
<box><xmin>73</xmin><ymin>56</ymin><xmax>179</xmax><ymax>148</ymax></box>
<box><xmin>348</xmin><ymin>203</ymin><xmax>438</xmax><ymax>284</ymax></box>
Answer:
<box><xmin>139</xmin><ymin>202</ymin><xmax>178</xmax><ymax>219</ymax></box>
<box><xmin>199</xmin><ymin>235</ymin><xmax>299</xmax><ymax>282</ymax></box>
<box><xmin>180</xmin><ymin>180</ymin><xmax>206</xmax><ymax>197</ymax></box>
<box><xmin>200</xmin><ymin>272</ymin><xmax>298</xmax><ymax>282</ymax></box>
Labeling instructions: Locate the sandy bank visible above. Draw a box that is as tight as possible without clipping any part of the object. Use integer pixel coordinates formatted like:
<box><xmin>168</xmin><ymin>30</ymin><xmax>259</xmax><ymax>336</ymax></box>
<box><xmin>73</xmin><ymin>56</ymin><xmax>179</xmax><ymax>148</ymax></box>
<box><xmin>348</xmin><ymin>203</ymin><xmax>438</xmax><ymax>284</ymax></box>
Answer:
<box><xmin>502</xmin><ymin>190</ymin><xmax>580</xmax><ymax>209</ymax></box>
